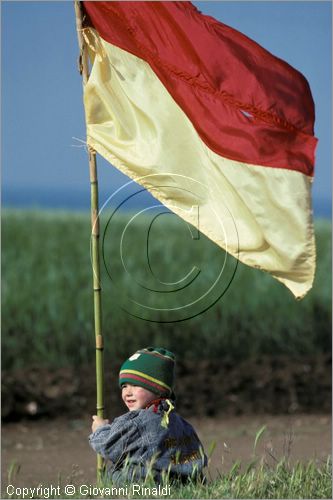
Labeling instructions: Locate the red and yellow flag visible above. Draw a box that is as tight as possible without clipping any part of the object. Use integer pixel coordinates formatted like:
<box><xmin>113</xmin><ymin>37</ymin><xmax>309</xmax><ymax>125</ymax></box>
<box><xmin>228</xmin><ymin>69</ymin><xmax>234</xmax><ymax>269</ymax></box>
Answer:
<box><xmin>82</xmin><ymin>1</ymin><xmax>317</xmax><ymax>298</ymax></box>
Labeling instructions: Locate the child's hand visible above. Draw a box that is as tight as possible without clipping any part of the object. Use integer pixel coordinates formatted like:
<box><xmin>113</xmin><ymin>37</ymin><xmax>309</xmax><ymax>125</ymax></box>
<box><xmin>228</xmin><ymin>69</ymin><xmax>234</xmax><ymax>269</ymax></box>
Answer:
<box><xmin>91</xmin><ymin>415</ymin><xmax>110</xmax><ymax>433</ymax></box>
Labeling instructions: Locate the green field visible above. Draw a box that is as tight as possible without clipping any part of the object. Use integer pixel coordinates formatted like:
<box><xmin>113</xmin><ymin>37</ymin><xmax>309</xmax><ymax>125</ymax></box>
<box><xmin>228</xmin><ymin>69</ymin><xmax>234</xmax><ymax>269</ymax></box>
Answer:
<box><xmin>4</xmin><ymin>458</ymin><xmax>332</xmax><ymax>499</ymax></box>
<box><xmin>2</xmin><ymin>210</ymin><xmax>331</xmax><ymax>370</ymax></box>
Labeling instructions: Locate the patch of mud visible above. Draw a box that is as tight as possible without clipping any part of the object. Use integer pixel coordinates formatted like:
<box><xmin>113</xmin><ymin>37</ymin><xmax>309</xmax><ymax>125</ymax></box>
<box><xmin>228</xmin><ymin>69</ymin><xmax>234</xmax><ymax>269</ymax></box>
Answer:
<box><xmin>2</xmin><ymin>355</ymin><xmax>331</xmax><ymax>421</ymax></box>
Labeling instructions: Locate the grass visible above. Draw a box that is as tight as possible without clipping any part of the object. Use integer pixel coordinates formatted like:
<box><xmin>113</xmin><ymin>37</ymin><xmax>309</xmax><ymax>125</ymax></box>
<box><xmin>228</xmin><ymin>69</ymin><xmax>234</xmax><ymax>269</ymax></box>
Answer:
<box><xmin>3</xmin><ymin>458</ymin><xmax>332</xmax><ymax>498</ymax></box>
<box><xmin>3</xmin><ymin>427</ymin><xmax>332</xmax><ymax>499</ymax></box>
<box><xmin>2</xmin><ymin>209</ymin><xmax>331</xmax><ymax>370</ymax></box>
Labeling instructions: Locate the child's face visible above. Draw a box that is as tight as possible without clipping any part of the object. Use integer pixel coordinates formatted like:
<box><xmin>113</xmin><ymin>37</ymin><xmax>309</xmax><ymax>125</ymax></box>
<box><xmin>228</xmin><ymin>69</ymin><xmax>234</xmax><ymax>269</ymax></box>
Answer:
<box><xmin>121</xmin><ymin>384</ymin><xmax>156</xmax><ymax>411</ymax></box>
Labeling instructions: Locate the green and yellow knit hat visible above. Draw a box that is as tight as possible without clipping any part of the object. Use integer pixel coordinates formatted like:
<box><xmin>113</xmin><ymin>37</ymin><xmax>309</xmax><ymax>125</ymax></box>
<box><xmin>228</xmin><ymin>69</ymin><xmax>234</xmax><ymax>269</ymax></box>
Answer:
<box><xmin>119</xmin><ymin>347</ymin><xmax>175</xmax><ymax>397</ymax></box>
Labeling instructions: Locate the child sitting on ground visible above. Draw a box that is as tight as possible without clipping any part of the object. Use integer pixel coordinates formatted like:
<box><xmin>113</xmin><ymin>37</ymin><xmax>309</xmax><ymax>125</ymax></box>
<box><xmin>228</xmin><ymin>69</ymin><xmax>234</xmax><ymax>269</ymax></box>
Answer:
<box><xmin>89</xmin><ymin>347</ymin><xmax>207</xmax><ymax>484</ymax></box>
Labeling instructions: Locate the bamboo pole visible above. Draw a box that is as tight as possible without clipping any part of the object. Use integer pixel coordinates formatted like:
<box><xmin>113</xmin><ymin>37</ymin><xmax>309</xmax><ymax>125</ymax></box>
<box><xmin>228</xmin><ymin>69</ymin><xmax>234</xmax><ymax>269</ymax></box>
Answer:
<box><xmin>74</xmin><ymin>0</ymin><xmax>105</xmax><ymax>483</ymax></box>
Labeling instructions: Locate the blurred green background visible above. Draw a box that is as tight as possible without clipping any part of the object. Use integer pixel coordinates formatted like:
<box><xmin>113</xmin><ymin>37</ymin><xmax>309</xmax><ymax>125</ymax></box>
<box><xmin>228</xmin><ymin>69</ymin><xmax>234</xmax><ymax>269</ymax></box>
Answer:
<box><xmin>2</xmin><ymin>210</ymin><xmax>331</xmax><ymax>372</ymax></box>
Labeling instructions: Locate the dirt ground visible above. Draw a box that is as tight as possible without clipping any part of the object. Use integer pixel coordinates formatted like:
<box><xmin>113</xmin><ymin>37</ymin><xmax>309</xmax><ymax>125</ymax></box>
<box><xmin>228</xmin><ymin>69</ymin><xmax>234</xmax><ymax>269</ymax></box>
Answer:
<box><xmin>3</xmin><ymin>355</ymin><xmax>332</xmax><ymax>421</ymax></box>
<box><xmin>1</xmin><ymin>414</ymin><xmax>331</xmax><ymax>491</ymax></box>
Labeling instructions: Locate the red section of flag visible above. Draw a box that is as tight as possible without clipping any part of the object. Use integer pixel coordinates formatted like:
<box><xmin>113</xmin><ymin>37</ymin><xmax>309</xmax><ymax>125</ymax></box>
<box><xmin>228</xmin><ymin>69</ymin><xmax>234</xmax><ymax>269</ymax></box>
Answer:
<box><xmin>83</xmin><ymin>1</ymin><xmax>317</xmax><ymax>175</ymax></box>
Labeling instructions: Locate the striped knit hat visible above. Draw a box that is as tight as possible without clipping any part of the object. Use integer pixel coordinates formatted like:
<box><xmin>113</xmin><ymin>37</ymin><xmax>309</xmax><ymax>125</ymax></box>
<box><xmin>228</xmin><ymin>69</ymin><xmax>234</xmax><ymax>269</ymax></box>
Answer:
<box><xmin>119</xmin><ymin>347</ymin><xmax>175</xmax><ymax>397</ymax></box>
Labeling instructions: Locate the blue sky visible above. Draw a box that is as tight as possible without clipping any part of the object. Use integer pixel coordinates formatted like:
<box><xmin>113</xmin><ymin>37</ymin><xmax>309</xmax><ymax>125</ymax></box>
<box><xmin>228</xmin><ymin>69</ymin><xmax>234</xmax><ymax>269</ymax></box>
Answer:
<box><xmin>2</xmin><ymin>1</ymin><xmax>332</xmax><ymax>215</ymax></box>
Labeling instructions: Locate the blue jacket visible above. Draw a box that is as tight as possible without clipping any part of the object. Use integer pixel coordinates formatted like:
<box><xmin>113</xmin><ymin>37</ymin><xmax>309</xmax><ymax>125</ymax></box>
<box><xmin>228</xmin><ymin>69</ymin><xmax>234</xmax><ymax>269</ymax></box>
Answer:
<box><xmin>89</xmin><ymin>400</ymin><xmax>207</xmax><ymax>483</ymax></box>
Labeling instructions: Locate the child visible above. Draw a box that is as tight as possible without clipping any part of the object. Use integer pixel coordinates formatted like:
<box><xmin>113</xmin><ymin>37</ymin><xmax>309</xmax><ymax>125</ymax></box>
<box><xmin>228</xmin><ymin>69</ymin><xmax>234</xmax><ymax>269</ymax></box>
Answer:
<box><xmin>90</xmin><ymin>347</ymin><xmax>207</xmax><ymax>484</ymax></box>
